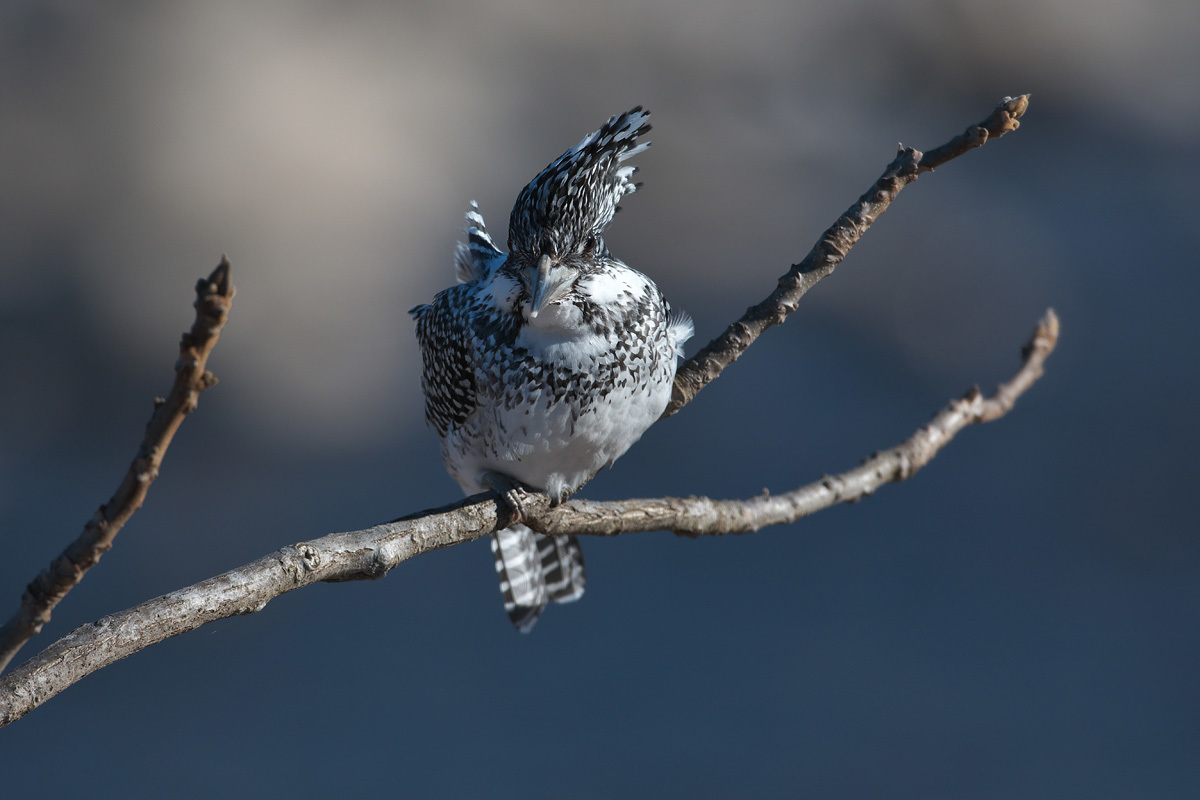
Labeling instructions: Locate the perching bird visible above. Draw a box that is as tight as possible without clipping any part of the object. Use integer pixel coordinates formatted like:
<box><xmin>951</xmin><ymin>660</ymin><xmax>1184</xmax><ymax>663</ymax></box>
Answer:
<box><xmin>411</xmin><ymin>107</ymin><xmax>693</xmax><ymax>631</ymax></box>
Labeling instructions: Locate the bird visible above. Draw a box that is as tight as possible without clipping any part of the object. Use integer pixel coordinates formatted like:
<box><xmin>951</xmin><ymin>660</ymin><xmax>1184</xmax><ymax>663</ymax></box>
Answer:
<box><xmin>410</xmin><ymin>107</ymin><xmax>693</xmax><ymax>631</ymax></box>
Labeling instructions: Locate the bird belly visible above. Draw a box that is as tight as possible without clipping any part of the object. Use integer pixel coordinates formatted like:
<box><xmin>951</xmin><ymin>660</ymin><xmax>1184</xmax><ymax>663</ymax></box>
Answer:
<box><xmin>444</xmin><ymin>360</ymin><xmax>673</xmax><ymax>501</ymax></box>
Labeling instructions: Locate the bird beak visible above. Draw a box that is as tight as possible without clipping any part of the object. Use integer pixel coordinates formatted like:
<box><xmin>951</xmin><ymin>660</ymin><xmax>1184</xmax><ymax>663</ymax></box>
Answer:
<box><xmin>528</xmin><ymin>254</ymin><xmax>575</xmax><ymax>319</ymax></box>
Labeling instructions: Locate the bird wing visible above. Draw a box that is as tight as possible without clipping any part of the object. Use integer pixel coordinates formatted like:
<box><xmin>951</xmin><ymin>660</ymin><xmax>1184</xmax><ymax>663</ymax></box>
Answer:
<box><xmin>411</xmin><ymin>285</ymin><xmax>478</xmax><ymax>438</ymax></box>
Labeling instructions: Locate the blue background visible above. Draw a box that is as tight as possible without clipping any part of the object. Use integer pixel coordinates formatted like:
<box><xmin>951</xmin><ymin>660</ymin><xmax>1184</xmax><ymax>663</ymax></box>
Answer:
<box><xmin>2</xmin><ymin>1</ymin><xmax>1197</xmax><ymax>797</ymax></box>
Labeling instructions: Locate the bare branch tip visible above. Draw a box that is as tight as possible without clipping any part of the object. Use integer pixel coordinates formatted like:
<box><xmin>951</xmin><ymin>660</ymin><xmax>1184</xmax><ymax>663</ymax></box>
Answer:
<box><xmin>1021</xmin><ymin>308</ymin><xmax>1060</xmax><ymax>360</ymax></box>
<box><xmin>990</xmin><ymin>95</ymin><xmax>1031</xmax><ymax>135</ymax></box>
<box><xmin>1002</xmin><ymin>94</ymin><xmax>1032</xmax><ymax>117</ymax></box>
<box><xmin>1040</xmin><ymin>307</ymin><xmax>1059</xmax><ymax>337</ymax></box>
<box><xmin>205</xmin><ymin>257</ymin><xmax>234</xmax><ymax>300</ymax></box>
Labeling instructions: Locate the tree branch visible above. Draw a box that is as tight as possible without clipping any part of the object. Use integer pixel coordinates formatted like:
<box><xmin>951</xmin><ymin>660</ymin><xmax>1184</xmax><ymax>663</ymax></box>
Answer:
<box><xmin>0</xmin><ymin>308</ymin><xmax>1056</xmax><ymax>727</ymax></box>
<box><xmin>0</xmin><ymin>95</ymin><xmax>1044</xmax><ymax>726</ymax></box>
<box><xmin>663</xmin><ymin>94</ymin><xmax>1030</xmax><ymax>417</ymax></box>
<box><xmin>534</xmin><ymin>309</ymin><xmax>1057</xmax><ymax>537</ymax></box>
<box><xmin>0</xmin><ymin>259</ymin><xmax>235</xmax><ymax>673</ymax></box>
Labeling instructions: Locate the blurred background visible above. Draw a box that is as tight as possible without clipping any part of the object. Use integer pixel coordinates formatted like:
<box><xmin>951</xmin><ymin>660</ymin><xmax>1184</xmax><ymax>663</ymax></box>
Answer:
<box><xmin>1</xmin><ymin>0</ymin><xmax>1197</xmax><ymax>796</ymax></box>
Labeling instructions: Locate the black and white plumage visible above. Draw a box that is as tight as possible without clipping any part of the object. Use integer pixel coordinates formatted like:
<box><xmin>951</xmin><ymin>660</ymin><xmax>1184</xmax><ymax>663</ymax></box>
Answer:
<box><xmin>411</xmin><ymin>108</ymin><xmax>692</xmax><ymax>631</ymax></box>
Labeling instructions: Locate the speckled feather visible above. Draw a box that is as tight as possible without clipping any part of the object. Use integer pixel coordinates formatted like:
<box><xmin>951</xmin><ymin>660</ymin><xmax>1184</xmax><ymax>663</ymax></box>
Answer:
<box><xmin>411</xmin><ymin>108</ymin><xmax>692</xmax><ymax>631</ymax></box>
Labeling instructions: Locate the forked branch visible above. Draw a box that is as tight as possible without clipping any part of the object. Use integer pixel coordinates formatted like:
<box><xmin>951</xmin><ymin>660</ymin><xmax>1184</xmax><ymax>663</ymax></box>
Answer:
<box><xmin>0</xmin><ymin>95</ymin><xmax>1045</xmax><ymax>727</ymax></box>
<box><xmin>0</xmin><ymin>308</ymin><xmax>1057</xmax><ymax>726</ymax></box>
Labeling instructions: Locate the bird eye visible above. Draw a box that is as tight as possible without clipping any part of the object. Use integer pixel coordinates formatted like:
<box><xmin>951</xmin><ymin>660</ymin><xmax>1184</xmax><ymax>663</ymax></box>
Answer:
<box><xmin>585</xmin><ymin>233</ymin><xmax>598</xmax><ymax>252</ymax></box>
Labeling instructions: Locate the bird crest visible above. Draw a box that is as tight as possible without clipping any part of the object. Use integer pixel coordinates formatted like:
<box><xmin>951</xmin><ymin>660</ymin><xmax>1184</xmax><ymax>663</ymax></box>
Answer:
<box><xmin>507</xmin><ymin>107</ymin><xmax>651</xmax><ymax>260</ymax></box>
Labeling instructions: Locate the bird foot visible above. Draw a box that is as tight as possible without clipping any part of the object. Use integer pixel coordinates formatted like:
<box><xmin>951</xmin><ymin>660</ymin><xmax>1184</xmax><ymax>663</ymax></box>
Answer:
<box><xmin>482</xmin><ymin>471</ymin><xmax>535</xmax><ymax>527</ymax></box>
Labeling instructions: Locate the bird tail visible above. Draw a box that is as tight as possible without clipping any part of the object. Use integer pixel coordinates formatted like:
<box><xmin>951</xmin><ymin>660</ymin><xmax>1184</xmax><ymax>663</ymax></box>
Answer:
<box><xmin>490</xmin><ymin>524</ymin><xmax>586</xmax><ymax>632</ymax></box>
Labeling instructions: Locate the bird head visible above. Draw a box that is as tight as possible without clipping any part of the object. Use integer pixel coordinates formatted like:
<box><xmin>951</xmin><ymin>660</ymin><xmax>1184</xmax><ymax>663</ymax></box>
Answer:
<box><xmin>516</xmin><ymin>232</ymin><xmax>606</xmax><ymax>319</ymax></box>
<box><xmin>507</xmin><ymin>108</ymin><xmax>651</xmax><ymax>318</ymax></box>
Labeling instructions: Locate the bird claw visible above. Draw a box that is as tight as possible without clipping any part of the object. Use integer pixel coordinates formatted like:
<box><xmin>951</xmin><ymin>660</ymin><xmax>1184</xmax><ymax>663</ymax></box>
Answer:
<box><xmin>502</xmin><ymin>488</ymin><xmax>531</xmax><ymax>526</ymax></box>
<box><xmin>482</xmin><ymin>471</ymin><xmax>534</xmax><ymax>526</ymax></box>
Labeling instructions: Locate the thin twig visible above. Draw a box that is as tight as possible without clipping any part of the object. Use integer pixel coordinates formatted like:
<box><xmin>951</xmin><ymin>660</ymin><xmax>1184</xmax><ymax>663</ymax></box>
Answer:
<box><xmin>0</xmin><ymin>259</ymin><xmax>235</xmax><ymax>674</ymax></box>
<box><xmin>0</xmin><ymin>308</ymin><xmax>1056</xmax><ymax>727</ymax></box>
<box><xmin>663</xmin><ymin>94</ymin><xmax>1030</xmax><ymax>417</ymax></box>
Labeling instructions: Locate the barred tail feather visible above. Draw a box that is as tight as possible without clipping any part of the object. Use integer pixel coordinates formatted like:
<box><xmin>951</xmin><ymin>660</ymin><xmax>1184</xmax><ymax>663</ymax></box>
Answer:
<box><xmin>539</xmin><ymin>534</ymin><xmax>586</xmax><ymax>604</ymax></box>
<box><xmin>491</xmin><ymin>524</ymin><xmax>547</xmax><ymax>632</ymax></box>
<box><xmin>490</xmin><ymin>525</ymin><xmax>587</xmax><ymax>632</ymax></box>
